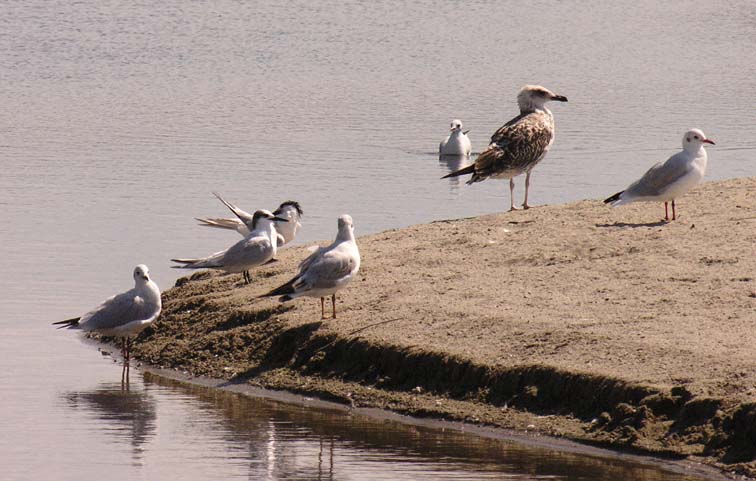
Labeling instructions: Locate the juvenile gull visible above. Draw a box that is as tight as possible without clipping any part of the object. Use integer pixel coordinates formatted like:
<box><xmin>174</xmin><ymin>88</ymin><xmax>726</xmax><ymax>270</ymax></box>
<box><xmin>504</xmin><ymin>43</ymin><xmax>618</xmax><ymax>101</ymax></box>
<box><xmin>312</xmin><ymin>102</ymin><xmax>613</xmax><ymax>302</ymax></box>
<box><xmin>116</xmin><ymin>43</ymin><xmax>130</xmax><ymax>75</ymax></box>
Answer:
<box><xmin>260</xmin><ymin>215</ymin><xmax>360</xmax><ymax>319</ymax></box>
<box><xmin>173</xmin><ymin>197</ymin><xmax>289</xmax><ymax>284</ymax></box>
<box><xmin>443</xmin><ymin>85</ymin><xmax>567</xmax><ymax>211</ymax></box>
<box><xmin>196</xmin><ymin>196</ymin><xmax>303</xmax><ymax>247</ymax></box>
<box><xmin>604</xmin><ymin>129</ymin><xmax>714</xmax><ymax>221</ymax></box>
<box><xmin>53</xmin><ymin>265</ymin><xmax>162</xmax><ymax>363</ymax></box>
<box><xmin>439</xmin><ymin>119</ymin><xmax>472</xmax><ymax>157</ymax></box>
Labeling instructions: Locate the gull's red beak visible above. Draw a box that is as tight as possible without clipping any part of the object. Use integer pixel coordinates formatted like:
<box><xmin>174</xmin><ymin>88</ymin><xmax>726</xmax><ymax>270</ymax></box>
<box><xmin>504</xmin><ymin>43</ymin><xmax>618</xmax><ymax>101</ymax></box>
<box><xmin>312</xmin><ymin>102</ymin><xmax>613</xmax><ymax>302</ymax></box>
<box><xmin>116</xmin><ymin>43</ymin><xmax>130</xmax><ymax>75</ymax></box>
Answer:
<box><xmin>703</xmin><ymin>138</ymin><xmax>715</xmax><ymax>145</ymax></box>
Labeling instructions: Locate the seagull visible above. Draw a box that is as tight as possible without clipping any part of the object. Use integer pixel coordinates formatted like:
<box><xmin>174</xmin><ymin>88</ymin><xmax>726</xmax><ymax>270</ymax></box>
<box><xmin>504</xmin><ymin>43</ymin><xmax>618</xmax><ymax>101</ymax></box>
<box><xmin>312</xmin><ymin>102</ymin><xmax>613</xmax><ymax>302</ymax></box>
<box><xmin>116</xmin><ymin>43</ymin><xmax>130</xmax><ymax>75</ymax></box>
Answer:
<box><xmin>604</xmin><ymin>129</ymin><xmax>714</xmax><ymax>221</ymax></box>
<box><xmin>196</xmin><ymin>197</ymin><xmax>303</xmax><ymax>247</ymax></box>
<box><xmin>260</xmin><ymin>215</ymin><xmax>360</xmax><ymax>319</ymax></box>
<box><xmin>442</xmin><ymin>85</ymin><xmax>568</xmax><ymax>211</ymax></box>
<box><xmin>439</xmin><ymin>119</ymin><xmax>472</xmax><ymax>157</ymax></box>
<box><xmin>53</xmin><ymin>265</ymin><xmax>162</xmax><ymax>363</ymax></box>
<box><xmin>172</xmin><ymin>198</ymin><xmax>288</xmax><ymax>284</ymax></box>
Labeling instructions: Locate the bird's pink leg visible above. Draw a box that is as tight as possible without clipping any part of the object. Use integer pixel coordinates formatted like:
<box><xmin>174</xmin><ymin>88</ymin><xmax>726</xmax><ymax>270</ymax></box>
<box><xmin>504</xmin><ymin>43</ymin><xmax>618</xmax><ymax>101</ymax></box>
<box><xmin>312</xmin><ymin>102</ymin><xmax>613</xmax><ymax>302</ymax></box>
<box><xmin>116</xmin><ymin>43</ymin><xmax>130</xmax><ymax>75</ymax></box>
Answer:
<box><xmin>320</xmin><ymin>297</ymin><xmax>326</xmax><ymax>319</ymax></box>
<box><xmin>672</xmin><ymin>200</ymin><xmax>676</xmax><ymax>220</ymax></box>
<box><xmin>508</xmin><ymin>178</ymin><xmax>519</xmax><ymax>211</ymax></box>
<box><xmin>331</xmin><ymin>294</ymin><xmax>337</xmax><ymax>319</ymax></box>
<box><xmin>664</xmin><ymin>202</ymin><xmax>669</xmax><ymax>221</ymax></box>
<box><xmin>522</xmin><ymin>171</ymin><xmax>532</xmax><ymax>209</ymax></box>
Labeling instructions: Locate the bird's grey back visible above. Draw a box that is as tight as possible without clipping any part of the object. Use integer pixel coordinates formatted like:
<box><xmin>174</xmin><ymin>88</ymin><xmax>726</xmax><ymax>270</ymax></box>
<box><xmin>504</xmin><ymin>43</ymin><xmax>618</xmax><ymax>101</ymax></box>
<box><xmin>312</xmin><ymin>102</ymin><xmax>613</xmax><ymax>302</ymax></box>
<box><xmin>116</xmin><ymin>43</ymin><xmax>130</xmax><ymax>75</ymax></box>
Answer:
<box><xmin>80</xmin><ymin>290</ymin><xmax>157</xmax><ymax>331</ymax></box>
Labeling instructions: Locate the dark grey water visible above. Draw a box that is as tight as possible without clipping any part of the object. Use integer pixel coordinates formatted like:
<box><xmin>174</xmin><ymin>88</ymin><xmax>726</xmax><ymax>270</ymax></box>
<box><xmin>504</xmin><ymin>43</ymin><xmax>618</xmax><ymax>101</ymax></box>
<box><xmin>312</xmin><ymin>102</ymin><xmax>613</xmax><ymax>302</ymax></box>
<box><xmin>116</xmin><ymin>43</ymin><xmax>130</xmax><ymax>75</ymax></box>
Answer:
<box><xmin>1</xmin><ymin>0</ymin><xmax>753</xmax><ymax>479</ymax></box>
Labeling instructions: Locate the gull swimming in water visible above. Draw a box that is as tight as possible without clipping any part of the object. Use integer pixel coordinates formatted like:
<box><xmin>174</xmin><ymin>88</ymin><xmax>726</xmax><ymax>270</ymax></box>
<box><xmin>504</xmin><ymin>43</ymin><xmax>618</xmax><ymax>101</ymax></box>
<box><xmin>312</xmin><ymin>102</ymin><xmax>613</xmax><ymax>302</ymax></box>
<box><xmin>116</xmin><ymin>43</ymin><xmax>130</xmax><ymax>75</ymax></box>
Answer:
<box><xmin>260</xmin><ymin>215</ymin><xmax>360</xmax><ymax>319</ymax></box>
<box><xmin>604</xmin><ymin>128</ymin><xmax>714</xmax><ymax>221</ymax></box>
<box><xmin>443</xmin><ymin>85</ymin><xmax>568</xmax><ymax>211</ymax></box>
<box><xmin>439</xmin><ymin>119</ymin><xmax>472</xmax><ymax>157</ymax></box>
<box><xmin>53</xmin><ymin>265</ymin><xmax>162</xmax><ymax>363</ymax></box>
<box><xmin>172</xmin><ymin>200</ymin><xmax>288</xmax><ymax>284</ymax></box>
<box><xmin>196</xmin><ymin>196</ymin><xmax>303</xmax><ymax>247</ymax></box>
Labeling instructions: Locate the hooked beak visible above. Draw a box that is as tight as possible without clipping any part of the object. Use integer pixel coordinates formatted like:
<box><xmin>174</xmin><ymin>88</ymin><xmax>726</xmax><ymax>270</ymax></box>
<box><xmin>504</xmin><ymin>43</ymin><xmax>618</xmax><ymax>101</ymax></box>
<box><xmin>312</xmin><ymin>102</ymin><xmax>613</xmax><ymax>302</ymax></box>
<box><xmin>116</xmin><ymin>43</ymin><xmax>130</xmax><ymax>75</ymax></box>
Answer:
<box><xmin>273</xmin><ymin>216</ymin><xmax>289</xmax><ymax>222</ymax></box>
<box><xmin>703</xmin><ymin>138</ymin><xmax>715</xmax><ymax>145</ymax></box>
<box><xmin>551</xmin><ymin>94</ymin><xmax>568</xmax><ymax>102</ymax></box>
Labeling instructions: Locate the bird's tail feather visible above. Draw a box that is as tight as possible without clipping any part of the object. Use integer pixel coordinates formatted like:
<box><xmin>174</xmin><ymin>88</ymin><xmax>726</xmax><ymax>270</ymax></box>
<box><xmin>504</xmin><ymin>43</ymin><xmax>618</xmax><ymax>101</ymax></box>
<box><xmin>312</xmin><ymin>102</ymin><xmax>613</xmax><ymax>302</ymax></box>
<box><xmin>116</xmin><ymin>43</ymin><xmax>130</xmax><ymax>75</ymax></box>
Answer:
<box><xmin>195</xmin><ymin>218</ymin><xmax>240</xmax><ymax>230</ymax></box>
<box><xmin>441</xmin><ymin>163</ymin><xmax>475</xmax><ymax>179</ymax></box>
<box><xmin>603</xmin><ymin>191</ymin><xmax>624</xmax><ymax>205</ymax></box>
<box><xmin>260</xmin><ymin>277</ymin><xmax>298</xmax><ymax>298</ymax></box>
<box><xmin>53</xmin><ymin>317</ymin><xmax>80</xmax><ymax>329</ymax></box>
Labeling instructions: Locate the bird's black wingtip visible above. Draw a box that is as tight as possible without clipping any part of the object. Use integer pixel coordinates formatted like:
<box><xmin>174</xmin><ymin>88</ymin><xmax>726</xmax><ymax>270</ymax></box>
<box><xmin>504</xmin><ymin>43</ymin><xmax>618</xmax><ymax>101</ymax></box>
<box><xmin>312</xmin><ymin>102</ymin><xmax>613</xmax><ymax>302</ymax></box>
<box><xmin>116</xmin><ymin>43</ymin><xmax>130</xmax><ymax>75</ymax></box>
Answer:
<box><xmin>603</xmin><ymin>191</ymin><xmax>623</xmax><ymax>204</ymax></box>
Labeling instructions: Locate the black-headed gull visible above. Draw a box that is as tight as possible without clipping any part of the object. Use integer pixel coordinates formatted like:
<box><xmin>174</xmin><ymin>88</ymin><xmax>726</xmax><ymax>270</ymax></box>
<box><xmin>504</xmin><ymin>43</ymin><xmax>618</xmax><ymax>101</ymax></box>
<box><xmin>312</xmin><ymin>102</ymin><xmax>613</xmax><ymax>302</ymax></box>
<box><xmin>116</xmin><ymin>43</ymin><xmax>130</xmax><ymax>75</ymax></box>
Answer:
<box><xmin>53</xmin><ymin>265</ymin><xmax>162</xmax><ymax>363</ymax></box>
<box><xmin>439</xmin><ymin>119</ymin><xmax>472</xmax><ymax>157</ymax></box>
<box><xmin>604</xmin><ymin>129</ymin><xmax>714</xmax><ymax>221</ymax></box>
<box><xmin>261</xmin><ymin>215</ymin><xmax>360</xmax><ymax>319</ymax></box>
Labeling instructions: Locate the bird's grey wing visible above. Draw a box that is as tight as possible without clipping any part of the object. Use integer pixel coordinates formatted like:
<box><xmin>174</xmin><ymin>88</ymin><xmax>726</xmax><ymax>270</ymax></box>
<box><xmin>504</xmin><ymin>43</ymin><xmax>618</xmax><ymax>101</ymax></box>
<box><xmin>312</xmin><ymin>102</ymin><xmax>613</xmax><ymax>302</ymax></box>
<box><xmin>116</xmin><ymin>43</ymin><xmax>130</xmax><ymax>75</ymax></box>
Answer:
<box><xmin>473</xmin><ymin>112</ymin><xmax>553</xmax><ymax>180</ymax></box>
<box><xmin>626</xmin><ymin>153</ymin><xmax>692</xmax><ymax>197</ymax></box>
<box><xmin>297</xmin><ymin>245</ymin><xmax>325</xmax><ymax>272</ymax></box>
<box><xmin>223</xmin><ymin>235</ymin><xmax>272</xmax><ymax>268</ymax></box>
<box><xmin>212</xmin><ymin>192</ymin><xmax>255</xmax><ymax>227</ymax></box>
<box><xmin>80</xmin><ymin>291</ymin><xmax>152</xmax><ymax>331</ymax></box>
<box><xmin>196</xmin><ymin>217</ymin><xmax>249</xmax><ymax>235</ymax></box>
<box><xmin>302</xmin><ymin>249</ymin><xmax>357</xmax><ymax>289</ymax></box>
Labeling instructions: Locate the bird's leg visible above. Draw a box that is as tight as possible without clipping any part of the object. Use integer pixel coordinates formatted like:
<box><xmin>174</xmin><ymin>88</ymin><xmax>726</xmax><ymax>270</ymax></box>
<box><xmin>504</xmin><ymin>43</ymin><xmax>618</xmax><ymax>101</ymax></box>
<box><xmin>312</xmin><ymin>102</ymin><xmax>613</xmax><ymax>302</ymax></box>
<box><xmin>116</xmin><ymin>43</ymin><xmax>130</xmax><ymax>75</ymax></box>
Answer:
<box><xmin>672</xmin><ymin>200</ymin><xmax>676</xmax><ymax>220</ymax></box>
<box><xmin>320</xmin><ymin>297</ymin><xmax>326</xmax><ymax>319</ymax></box>
<box><xmin>522</xmin><ymin>171</ymin><xmax>532</xmax><ymax>209</ymax></box>
<box><xmin>121</xmin><ymin>338</ymin><xmax>127</xmax><ymax>360</ymax></box>
<box><xmin>125</xmin><ymin>338</ymin><xmax>131</xmax><ymax>364</ymax></box>
<box><xmin>508</xmin><ymin>178</ymin><xmax>519</xmax><ymax>211</ymax></box>
<box><xmin>664</xmin><ymin>202</ymin><xmax>669</xmax><ymax>221</ymax></box>
<box><xmin>243</xmin><ymin>270</ymin><xmax>250</xmax><ymax>284</ymax></box>
<box><xmin>331</xmin><ymin>294</ymin><xmax>336</xmax><ymax>319</ymax></box>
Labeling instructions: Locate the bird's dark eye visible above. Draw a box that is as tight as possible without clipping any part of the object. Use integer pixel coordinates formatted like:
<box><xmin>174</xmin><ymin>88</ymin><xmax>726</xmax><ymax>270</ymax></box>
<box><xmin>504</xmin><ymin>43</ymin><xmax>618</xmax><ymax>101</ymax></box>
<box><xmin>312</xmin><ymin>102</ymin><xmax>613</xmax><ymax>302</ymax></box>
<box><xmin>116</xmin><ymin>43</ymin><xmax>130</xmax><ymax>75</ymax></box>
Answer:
<box><xmin>694</xmin><ymin>135</ymin><xmax>699</xmax><ymax>139</ymax></box>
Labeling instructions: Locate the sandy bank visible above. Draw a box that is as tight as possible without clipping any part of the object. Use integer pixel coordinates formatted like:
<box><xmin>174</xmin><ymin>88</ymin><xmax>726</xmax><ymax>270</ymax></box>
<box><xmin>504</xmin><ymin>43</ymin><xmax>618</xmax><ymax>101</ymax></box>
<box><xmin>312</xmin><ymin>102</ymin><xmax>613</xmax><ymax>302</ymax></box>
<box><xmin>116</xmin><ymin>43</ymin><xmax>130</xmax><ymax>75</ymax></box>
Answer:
<box><xmin>133</xmin><ymin>177</ymin><xmax>756</xmax><ymax>478</ymax></box>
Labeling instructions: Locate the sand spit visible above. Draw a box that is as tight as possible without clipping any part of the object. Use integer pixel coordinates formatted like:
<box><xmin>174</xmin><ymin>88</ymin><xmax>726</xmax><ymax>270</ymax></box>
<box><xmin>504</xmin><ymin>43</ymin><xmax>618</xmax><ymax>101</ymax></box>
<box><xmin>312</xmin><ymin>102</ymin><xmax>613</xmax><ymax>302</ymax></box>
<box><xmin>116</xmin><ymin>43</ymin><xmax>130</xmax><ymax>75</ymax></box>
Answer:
<box><xmin>132</xmin><ymin>177</ymin><xmax>756</xmax><ymax>478</ymax></box>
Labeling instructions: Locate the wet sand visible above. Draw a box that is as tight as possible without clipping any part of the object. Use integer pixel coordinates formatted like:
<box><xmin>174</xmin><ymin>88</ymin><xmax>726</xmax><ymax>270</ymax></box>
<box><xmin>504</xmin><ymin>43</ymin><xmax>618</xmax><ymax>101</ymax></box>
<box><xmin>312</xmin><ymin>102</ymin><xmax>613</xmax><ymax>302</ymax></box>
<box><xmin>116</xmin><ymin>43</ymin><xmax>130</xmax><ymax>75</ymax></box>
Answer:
<box><xmin>132</xmin><ymin>177</ymin><xmax>756</xmax><ymax>478</ymax></box>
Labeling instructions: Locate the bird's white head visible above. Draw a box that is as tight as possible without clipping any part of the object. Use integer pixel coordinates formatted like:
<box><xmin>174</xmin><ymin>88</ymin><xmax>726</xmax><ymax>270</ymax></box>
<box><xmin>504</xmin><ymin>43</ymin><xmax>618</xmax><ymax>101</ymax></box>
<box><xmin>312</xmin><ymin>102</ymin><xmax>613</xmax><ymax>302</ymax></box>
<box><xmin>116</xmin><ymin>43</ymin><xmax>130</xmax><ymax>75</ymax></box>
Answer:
<box><xmin>273</xmin><ymin>201</ymin><xmax>303</xmax><ymax>221</ymax></box>
<box><xmin>252</xmin><ymin>209</ymin><xmax>289</xmax><ymax>231</ymax></box>
<box><xmin>517</xmin><ymin>85</ymin><xmax>568</xmax><ymax>113</ymax></box>
<box><xmin>682</xmin><ymin>128</ymin><xmax>715</xmax><ymax>152</ymax></box>
<box><xmin>336</xmin><ymin>214</ymin><xmax>355</xmax><ymax>241</ymax></box>
<box><xmin>449</xmin><ymin>119</ymin><xmax>463</xmax><ymax>132</ymax></box>
<box><xmin>133</xmin><ymin>264</ymin><xmax>150</xmax><ymax>284</ymax></box>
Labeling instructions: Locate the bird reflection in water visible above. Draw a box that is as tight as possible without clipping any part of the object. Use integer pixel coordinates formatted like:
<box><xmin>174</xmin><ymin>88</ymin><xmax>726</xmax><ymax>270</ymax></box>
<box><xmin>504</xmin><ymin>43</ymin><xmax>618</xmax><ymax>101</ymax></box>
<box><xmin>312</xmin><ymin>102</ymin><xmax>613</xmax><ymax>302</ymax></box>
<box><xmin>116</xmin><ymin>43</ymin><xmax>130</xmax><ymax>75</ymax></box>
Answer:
<box><xmin>439</xmin><ymin>154</ymin><xmax>474</xmax><ymax>189</ymax></box>
<box><xmin>62</xmin><ymin>377</ymin><xmax>157</xmax><ymax>464</ymax></box>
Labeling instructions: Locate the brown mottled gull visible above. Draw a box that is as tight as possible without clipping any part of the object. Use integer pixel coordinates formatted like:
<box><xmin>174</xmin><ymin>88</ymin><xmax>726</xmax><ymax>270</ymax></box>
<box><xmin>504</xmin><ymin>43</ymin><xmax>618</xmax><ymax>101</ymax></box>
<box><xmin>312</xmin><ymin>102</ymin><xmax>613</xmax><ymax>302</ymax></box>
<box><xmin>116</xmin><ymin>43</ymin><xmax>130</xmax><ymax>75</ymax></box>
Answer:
<box><xmin>443</xmin><ymin>85</ymin><xmax>567</xmax><ymax>211</ymax></box>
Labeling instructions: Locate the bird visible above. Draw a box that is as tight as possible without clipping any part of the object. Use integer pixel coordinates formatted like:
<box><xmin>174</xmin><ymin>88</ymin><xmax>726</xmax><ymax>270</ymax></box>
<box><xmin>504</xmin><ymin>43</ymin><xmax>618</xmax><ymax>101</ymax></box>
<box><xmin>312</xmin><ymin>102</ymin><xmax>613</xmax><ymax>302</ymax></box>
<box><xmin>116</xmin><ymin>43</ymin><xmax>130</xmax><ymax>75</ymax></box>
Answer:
<box><xmin>196</xmin><ymin>196</ymin><xmax>303</xmax><ymax>247</ymax></box>
<box><xmin>260</xmin><ymin>215</ymin><xmax>360</xmax><ymax>319</ymax></box>
<box><xmin>53</xmin><ymin>265</ymin><xmax>162</xmax><ymax>363</ymax></box>
<box><xmin>439</xmin><ymin>119</ymin><xmax>472</xmax><ymax>157</ymax></box>
<box><xmin>442</xmin><ymin>85</ymin><xmax>568</xmax><ymax>211</ymax></box>
<box><xmin>604</xmin><ymin>129</ymin><xmax>714</xmax><ymax>221</ymax></box>
<box><xmin>172</xmin><ymin>197</ymin><xmax>289</xmax><ymax>284</ymax></box>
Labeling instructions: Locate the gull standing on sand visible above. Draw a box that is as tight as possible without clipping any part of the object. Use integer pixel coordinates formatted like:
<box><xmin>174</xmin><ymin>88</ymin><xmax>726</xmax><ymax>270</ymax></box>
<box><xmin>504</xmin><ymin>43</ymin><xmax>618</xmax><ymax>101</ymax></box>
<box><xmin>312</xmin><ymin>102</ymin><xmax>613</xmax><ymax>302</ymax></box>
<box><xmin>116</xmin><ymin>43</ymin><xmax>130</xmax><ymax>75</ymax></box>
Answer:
<box><xmin>443</xmin><ymin>85</ymin><xmax>568</xmax><ymax>211</ymax></box>
<box><xmin>196</xmin><ymin>197</ymin><xmax>303</xmax><ymax>247</ymax></box>
<box><xmin>439</xmin><ymin>119</ymin><xmax>472</xmax><ymax>157</ymax></box>
<box><xmin>172</xmin><ymin>196</ymin><xmax>289</xmax><ymax>284</ymax></box>
<box><xmin>604</xmin><ymin>129</ymin><xmax>714</xmax><ymax>221</ymax></box>
<box><xmin>53</xmin><ymin>265</ymin><xmax>161</xmax><ymax>363</ymax></box>
<box><xmin>260</xmin><ymin>215</ymin><xmax>360</xmax><ymax>319</ymax></box>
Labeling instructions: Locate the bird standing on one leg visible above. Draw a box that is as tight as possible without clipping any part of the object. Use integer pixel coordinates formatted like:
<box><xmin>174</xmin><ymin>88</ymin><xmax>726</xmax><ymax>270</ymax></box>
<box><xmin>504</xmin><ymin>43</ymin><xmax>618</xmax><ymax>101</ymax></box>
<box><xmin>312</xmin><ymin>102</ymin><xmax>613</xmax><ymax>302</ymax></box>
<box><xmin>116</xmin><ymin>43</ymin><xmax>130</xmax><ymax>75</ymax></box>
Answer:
<box><xmin>53</xmin><ymin>265</ymin><xmax>162</xmax><ymax>365</ymax></box>
<box><xmin>260</xmin><ymin>215</ymin><xmax>360</xmax><ymax>319</ymax></box>
<box><xmin>443</xmin><ymin>85</ymin><xmax>568</xmax><ymax>211</ymax></box>
<box><xmin>604</xmin><ymin>128</ymin><xmax>714</xmax><ymax>221</ymax></box>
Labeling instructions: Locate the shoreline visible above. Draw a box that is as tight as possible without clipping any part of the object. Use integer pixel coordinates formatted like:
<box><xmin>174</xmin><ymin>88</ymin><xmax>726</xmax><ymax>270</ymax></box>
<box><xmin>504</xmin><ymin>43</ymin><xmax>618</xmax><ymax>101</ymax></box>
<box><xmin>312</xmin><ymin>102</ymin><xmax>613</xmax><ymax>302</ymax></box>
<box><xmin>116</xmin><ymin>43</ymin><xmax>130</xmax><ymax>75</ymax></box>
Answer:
<box><xmin>141</xmin><ymin>364</ymin><xmax>730</xmax><ymax>480</ymax></box>
<box><xmin>132</xmin><ymin>177</ymin><xmax>756</xmax><ymax>479</ymax></box>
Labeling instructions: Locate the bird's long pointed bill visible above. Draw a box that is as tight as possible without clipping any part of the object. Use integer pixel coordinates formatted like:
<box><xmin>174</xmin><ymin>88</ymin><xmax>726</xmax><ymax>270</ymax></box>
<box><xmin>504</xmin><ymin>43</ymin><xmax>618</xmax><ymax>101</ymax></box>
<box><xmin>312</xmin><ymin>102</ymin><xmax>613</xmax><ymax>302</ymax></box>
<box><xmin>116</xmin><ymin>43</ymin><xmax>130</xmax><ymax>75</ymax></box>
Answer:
<box><xmin>703</xmin><ymin>138</ymin><xmax>715</xmax><ymax>145</ymax></box>
<box><xmin>552</xmin><ymin>95</ymin><xmax>568</xmax><ymax>102</ymax></box>
<box><xmin>273</xmin><ymin>216</ymin><xmax>289</xmax><ymax>222</ymax></box>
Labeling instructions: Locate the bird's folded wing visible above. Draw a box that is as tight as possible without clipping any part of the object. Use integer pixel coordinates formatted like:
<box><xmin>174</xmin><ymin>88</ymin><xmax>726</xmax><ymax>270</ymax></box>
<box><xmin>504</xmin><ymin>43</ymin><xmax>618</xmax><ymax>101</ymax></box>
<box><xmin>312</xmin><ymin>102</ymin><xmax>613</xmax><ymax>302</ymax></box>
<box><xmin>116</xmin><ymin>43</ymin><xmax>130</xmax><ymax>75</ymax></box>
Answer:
<box><xmin>627</xmin><ymin>155</ymin><xmax>692</xmax><ymax>198</ymax></box>
<box><xmin>303</xmin><ymin>249</ymin><xmax>357</xmax><ymax>288</ymax></box>
<box><xmin>80</xmin><ymin>292</ymin><xmax>152</xmax><ymax>330</ymax></box>
<box><xmin>476</xmin><ymin>113</ymin><xmax>553</xmax><ymax>176</ymax></box>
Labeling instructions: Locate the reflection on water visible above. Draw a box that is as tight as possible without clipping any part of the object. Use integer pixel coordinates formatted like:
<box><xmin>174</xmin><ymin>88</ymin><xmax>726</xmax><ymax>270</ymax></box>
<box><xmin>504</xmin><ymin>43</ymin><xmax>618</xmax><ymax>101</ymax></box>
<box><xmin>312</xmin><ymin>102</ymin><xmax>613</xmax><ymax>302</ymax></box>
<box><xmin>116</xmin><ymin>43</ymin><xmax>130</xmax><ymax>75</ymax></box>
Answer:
<box><xmin>63</xmin><ymin>378</ymin><xmax>157</xmax><ymax>464</ymax></box>
<box><xmin>439</xmin><ymin>154</ymin><xmax>474</xmax><ymax>190</ymax></box>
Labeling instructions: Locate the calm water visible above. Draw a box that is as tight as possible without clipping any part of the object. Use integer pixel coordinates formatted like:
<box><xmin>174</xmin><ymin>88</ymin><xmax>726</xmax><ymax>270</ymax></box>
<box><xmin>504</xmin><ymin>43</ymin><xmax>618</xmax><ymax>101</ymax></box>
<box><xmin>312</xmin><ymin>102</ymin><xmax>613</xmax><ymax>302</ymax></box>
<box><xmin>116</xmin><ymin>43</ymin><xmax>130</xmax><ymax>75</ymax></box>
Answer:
<box><xmin>1</xmin><ymin>0</ymin><xmax>754</xmax><ymax>479</ymax></box>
